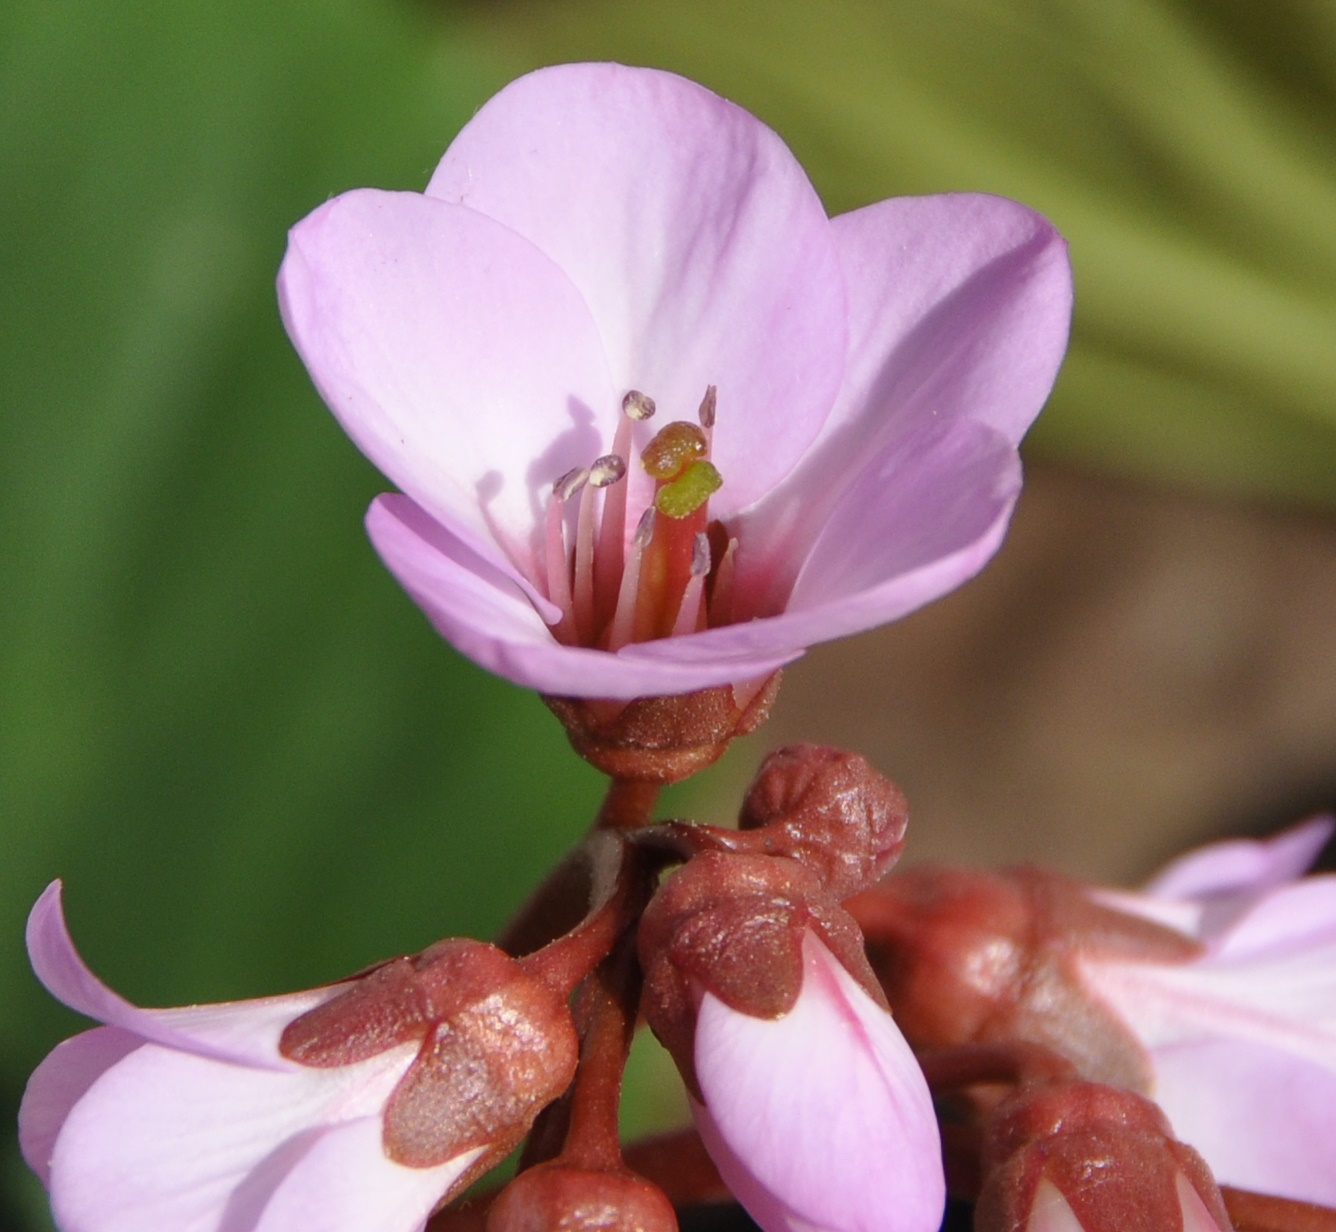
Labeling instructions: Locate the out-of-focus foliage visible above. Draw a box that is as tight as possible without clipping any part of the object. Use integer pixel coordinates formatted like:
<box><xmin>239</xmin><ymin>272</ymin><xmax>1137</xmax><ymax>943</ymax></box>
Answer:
<box><xmin>477</xmin><ymin>0</ymin><xmax>1336</xmax><ymax>507</ymax></box>
<box><xmin>0</xmin><ymin>1</ymin><xmax>597</xmax><ymax>1225</ymax></box>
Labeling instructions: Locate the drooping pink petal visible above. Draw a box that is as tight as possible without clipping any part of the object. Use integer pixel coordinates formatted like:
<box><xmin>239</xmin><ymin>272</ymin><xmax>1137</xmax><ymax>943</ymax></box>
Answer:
<box><xmin>425</xmin><ymin>62</ymin><xmax>848</xmax><ymax>516</ymax></box>
<box><xmin>278</xmin><ymin>187</ymin><xmax>617</xmax><ymax>586</ymax></box>
<box><xmin>244</xmin><ymin>1117</ymin><xmax>480</xmax><ymax>1232</ymax></box>
<box><xmin>1150</xmin><ymin>1039</ymin><xmax>1336</xmax><ymax>1206</ymax></box>
<box><xmin>19</xmin><ymin>1027</ymin><xmax>142</xmax><ymax>1187</ymax></box>
<box><xmin>1143</xmin><ymin>817</ymin><xmax>1333</xmax><ymax>903</ymax></box>
<box><xmin>367</xmin><ymin>495</ymin><xmax>797</xmax><ymax>699</ymax></box>
<box><xmin>692</xmin><ymin>933</ymin><xmax>944</xmax><ymax>1232</ymax></box>
<box><xmin>45</xmin><ymin>1033</ymin><xmax>416</xmax><ymax>1232</ymax></box>
<box><xmin>27</xmin><ymin>883</ymin><xmax>335</xmax><ymax>1068</ymax></box>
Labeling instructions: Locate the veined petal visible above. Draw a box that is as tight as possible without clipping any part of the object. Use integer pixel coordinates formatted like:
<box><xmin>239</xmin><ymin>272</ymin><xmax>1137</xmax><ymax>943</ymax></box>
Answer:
<box><xmin>646</xmin><ymin>416</ymin><xmax>1019</xmax><ymax>660</ymax></box>
<box><xmin>27</xmin><ymin>882</ymin><xmax>333</xmax><ymax>1068</ymax></box>
<box><xmin>248</xmin><ymin>1117</ymin><xmax>480</xmax><ymax>1232</ymax></box>
<box><xmin>693</xmin><ymin>933</ymin><xmax>943</xmax><ymax>1232</ymax></box>
<box><xmin>1150</xmin><ymin>1040</ymin><xmax>1336</xmax><ymax>1206</ymax></box>
<box><xmin>368</xmin><ymin>494</ymin><xmax>795</xmax><ymax>699</ymax></box>
<box><xmin>1143</xmin><ymin>817</ymin><xmax>1334</xmax><ymax>902</ymax></box>
<box><xmin>426</xmin><ymin>62</ymin><xmax>848</xmax><ymax>514</ymax></box>
<box><xmin>19</xmin><ymin>1027</ymin><xmax>142</xmax><ymax>1186</ymax></box>
<box><xmin>45</xmin><ymin>1034</ymin><xmax>415</xmax><ymax>1232</ymax></box>
<box><xmin>279</xmin><ymin>187</ymin><xmax>618</xmax><ymax>582</ymax></box>
<box><xmin>735</xmin><ymin>193</ymin><xmax>1068</xmax><ymax>601</ymax></box>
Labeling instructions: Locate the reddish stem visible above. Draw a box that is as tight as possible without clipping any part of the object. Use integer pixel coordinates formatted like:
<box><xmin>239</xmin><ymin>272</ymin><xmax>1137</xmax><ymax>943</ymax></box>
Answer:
<box><xmin>596</xmin><ymin>777</ymin><xmax>662</xmax><ymax>831</ymax></box>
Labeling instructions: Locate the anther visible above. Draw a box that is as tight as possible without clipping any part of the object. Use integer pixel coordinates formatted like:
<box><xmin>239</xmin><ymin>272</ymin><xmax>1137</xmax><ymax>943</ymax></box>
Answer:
<box><xmin>622</xmin><ymin>390</ymin><xmax>656</xmax><ymax>421</ymax></box>
<box><xmin>555</xmin><ymin>466</ymin><xmax>589</xmax><ymax>501</ymax></box>
<box><xmin>588</xmin><ymin>454</ymin><xmax>627</xmax><ymax>487</ymax></box>
<box><xmin>632</xmin><ymin>506</ymin><xmax>656</xmax><ymax>549</ymax></box>
<box><xmin>607</xmin><ymin>508</ymin><xmax>657</xmax><ymax>651</ymax></box>
<box><xmin>690</xmin><ymin>531</ymin><xmax>711</xmax><ymax>577</ymax></box>
<box><xmin>697</xmin><ymin>385</ymin><xmax>717</xmax><ymax>430</ymax></box>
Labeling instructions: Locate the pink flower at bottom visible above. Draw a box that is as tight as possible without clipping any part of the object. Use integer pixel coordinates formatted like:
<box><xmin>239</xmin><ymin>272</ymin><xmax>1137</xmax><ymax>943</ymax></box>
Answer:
<box><xmin>691</xmin><ymin>932</ymin><xmax>945</xmax><ymax>1232</ymax></box>
<box><xmin>19</xmin><ymin>882</ymin><xmax>576</xmax><ymax>1232</ymax></box>
<box><xmin>1077</xmin><ymin>818</ymin><xmax>1336</xmax><ymax>1206</ymax></box>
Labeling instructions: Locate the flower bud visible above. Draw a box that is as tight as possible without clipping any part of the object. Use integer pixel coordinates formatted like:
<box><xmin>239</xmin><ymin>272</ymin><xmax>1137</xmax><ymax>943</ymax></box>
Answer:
<box><xmin>638</xmin><ymin>852</ymin><xmax>943</xmax><ymax>1232</ymax></box>
<box><xmin>975</xmin><ymin>1082</ymin><xmax>1231</xmax><ymax>1232</ymax></box>
<box><xmin>485</xmin><ymin>1162</ymin><xmax>677</xmax><ymax>1232</ymax></box>
<box><xmin>738</xmin><ymin>743</ymin><xmax>908</xmax><ymax>898</ymax></box>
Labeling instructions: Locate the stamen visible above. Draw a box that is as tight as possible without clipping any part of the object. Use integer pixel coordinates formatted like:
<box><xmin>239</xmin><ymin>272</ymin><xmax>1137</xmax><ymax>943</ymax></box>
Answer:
<box><xmin>697</xmin><ymin>386</ymin><xmax>717</xmax><ymax>429</ymax></box>
<box><xmin>622</xmin><ymin>390</ymin><xmax>657</xmax><ymax>421</ymax></box>
<box><xmin>711</xmin><ymin>535</ymin><xmax>738</xmax><ymax>627</ymax></box>
<box><xmin>574</xmin><ymin>456</ymin><xmax>627</xmax><ymax>638</ymax></box>
<box><xmin>545</xmin><ymin>467</ymin><xmax>587</xmax><ymax>643</ymax></box>
<box><xmin>670</xmin><ymin>532</ymin><xmax>712</xmax><ymax>637</ymax></box>
<box><xmin>607</xmin><ymin>508</ymin><xmax>655</xmax><ymax>652</ymax></box>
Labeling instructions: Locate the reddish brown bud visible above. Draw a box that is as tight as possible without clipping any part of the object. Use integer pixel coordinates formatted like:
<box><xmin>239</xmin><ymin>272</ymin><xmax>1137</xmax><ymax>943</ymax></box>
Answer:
<box><xmin>637</xmin><ymin>851</ymin><xmax>880</xmax><ymax>1092</ymax></box>
<box><xmin>848</xmin><ymin>866</ymin><xmax>1200</xmax><ymax>1091</ymax></box>
<box><xmin>976</xmin><ymin>1082</ymin><xmax>1232</xmax><ymax>1232</ymax></box>
<box><xmin>542</xmin><ymin>674</ymin><xmax>780</xmax><ymax>784</ymax></box>
<box><xmin>281</xmin><ymin>939</ymin><xmax>579</xmax><ymax>1170</ymax></box>
<box><xmin>486</xmin><ymin>1162</ymin><xmax>678</xmax><ymax>1232</ymax></box>
<box><xmin>738</xmin><ymin>744</ymin><xmax>908</xmax><ymax>898</ymax></box>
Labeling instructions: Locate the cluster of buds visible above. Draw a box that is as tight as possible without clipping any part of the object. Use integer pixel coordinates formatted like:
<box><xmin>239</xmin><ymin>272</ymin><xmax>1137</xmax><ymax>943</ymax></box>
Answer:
<box><xmin>21</xmin><ymin>747</ymin><xmax>946</xmax><ymax>1232</ymax></box>
<box><xmin>23</xmin><ymin>752</ymin><xmax>1336</xmax><ymax>1232</ymax></box>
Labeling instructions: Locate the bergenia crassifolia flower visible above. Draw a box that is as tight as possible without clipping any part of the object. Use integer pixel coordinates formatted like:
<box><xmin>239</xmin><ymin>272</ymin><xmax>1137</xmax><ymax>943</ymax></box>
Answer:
<box><xmin>278</xmin><ymin>62</ymin><xmax>1072</xmax><ymax>701</ymax></box>
<box><xmin>19</xmin><ymin>882</ymin><xmax>579</xmax><ymax>1232</ymax></box>
<box><xmin>1078</xmin><ymin>817</ymin><xmax>1336</xmax><ymax>1207</ymax></box>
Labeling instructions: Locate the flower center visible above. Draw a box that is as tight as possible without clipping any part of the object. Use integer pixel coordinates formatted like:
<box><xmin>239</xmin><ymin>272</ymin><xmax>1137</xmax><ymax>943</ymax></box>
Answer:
<box><xmin>542</xmin><ymin>386</ymin><xmax>736</xmax><ymax>651</ymax></box>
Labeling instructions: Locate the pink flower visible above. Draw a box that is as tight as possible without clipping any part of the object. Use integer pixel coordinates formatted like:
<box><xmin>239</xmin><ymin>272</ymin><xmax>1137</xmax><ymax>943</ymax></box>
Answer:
<box><xmin>278</xmin><ymin>62</ymin><xmax>1072</xmax><ymax>700</ymax></box>
<box><xmin>691</xmin><ymin>933</ymin><xmax>944</xmax><ymax>1232</ymax></box>
<box><xmin>1077</xmin><ymin>818</ymin><xmax>1336</xmax><ymax>1206</ymax></box>
<box><xmin>20</xmin><ymin>882</ymin><xmax>578</xmax><ymax>1232</ymax></box>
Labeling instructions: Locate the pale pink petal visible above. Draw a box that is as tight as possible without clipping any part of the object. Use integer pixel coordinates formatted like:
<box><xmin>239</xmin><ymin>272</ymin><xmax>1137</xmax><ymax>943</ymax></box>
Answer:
<box><xmin>278</xmin><ymin>187</ymin><xmax>617</xmax><ymax>585</ymax></box>
<box><xmin>249</xmin><ymin>1117</ymin><xmax>480</xmax><ymax>1232</ymax></box>
<box><xmin>693</xmin><ymin>933</ymin><xmax>943</xmax><ymax>1232</ymax></box>
<box><xmin>19</xmin><ymin>1027</ymin><xmax>141</xmax><ymax>1186</ymax></box>
<box><xmin>26</xmin><ymin>882</ymin><xmax>333</xmax><ymax>1068</ymax></box>
<box><xmin>1144</xmin><ymin>817</ymin><xmax>1334</xmax><ymax>902</ymax></box>
<box><xmin>733</xmin><ymin>193</ymin><xmax>1068</xmax><ymax>603</ymax></box>
<box><xmin>1151</xmin><ymin>1040</ymin><xmax>1336</xmax><ymax>1206</ymax></box>
<box><xmin>1025</xmin><ymin>1180</ymin><xmax>1085</xmax><ymax>1232</ymax></box>
<box><xmin>368</xmin><ymin>494</ymin><xmax>795</xmax><ymax>699</ymax></box>
<box><xmin>426</xmin><ymin>62</ymin><xmax>847</xmax><ymax>514</ymax></box>
<box><xmin>638</xmin><ymin>416</ymin><xmax>1019</xmax><ymax>659</ymax></box>
<box><xmin>1211</xmin><ymin>877</ymin><xmax>1336</xmax><ymax>962</ymax></box>
<box><xmin>47</xmin><ymin>1035</ymin><xmax>414</xmax><ymax>1232</ymax></box>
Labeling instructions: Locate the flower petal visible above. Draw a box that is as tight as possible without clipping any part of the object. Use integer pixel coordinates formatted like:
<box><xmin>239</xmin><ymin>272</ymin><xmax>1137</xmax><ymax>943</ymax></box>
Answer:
<box><xmin>278</xmin><ymin>187</ymin><xmax>618</xmax><ymax>581</ymax></box>
<box><xmin>367</xmin><ymin>494</ymin><xmax>796</xmax><ymax>698</ymax></box>
<box><xmin>1151</xmin><ymin>1039</ymin><xmax>1336</xmax><ymax>1206</ymax></box>
<box><xmin>248</xmin><ymin>1117</ymin><xmax>480</xmax><ymax>1232</ymax></box>
<box><xmin>426</xmin><ymin>63</ymin><xmax>848</xmax><ymax>514</ymax></box>
<box><xmin>693</xmin><ymin>933</ymin><xmax>944</xmax><ymax>1232</ymax></box>
<box><xmin>733</xmin><ymin>192</ymin><xmax>1068</xmax><ymax>603</ymax></box>
<box><xmin>46</xmin><ymin>1034</ymin><xmax>412</xmax><ymax>1232</ymax></box>
<box><xmin>637</xmin><ymin>415</ymin><xmax>1019</xmax><ymax>662</ymax></box>
<box><xmin>1143</xmin><ymin>817</ymin><xmax>1334</xmax><ymax>902</ymax></box>
<box><xmin>19</xmin><ymin>1027</ymin><xmax>142</xmax><ymax>1187</ymax></box>
<box><xmin>26</xmin><ymin>882</ymin><xmax>332</xmax><ymax>1068</ymax></box>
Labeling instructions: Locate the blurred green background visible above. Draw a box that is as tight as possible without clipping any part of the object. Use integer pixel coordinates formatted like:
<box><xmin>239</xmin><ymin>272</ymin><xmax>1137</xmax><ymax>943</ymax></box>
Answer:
<box><xmin>3</xmin><ymin>0</ymin><xmax>1334</xmax><ymax>1227</ymax></box>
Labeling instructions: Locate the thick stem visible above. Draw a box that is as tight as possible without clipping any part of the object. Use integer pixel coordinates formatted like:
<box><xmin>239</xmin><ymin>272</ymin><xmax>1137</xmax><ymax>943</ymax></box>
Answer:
<box><xmin>596</xmin><ymin>777</ymin><xmax>662</xmax><ymax>831</ymax></box>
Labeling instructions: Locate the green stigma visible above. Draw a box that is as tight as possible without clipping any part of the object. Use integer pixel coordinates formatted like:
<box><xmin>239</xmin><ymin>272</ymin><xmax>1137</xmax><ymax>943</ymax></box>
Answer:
<box><xmin>655</xmin><ymin>460</ymin><xmax>723</xmax><ymax>518</ymax></box>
